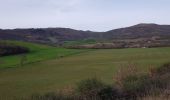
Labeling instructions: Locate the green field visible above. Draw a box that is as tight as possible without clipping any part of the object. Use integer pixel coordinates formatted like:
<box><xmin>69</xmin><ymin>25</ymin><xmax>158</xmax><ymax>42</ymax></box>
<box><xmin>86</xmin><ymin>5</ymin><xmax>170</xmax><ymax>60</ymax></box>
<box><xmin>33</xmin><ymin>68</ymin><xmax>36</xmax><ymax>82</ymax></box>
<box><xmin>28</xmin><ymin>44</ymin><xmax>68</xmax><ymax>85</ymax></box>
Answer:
<box><xmin>0</xmin><ymin>41</ymin><xmax>85</xmax><ymax>69</ymax></box>
<box><xmin>0</xmin><ymin>41</ymin><xmax>170</xmax><ymax>99</ymax></box>
<box><xmin>63</xmin><ymin>39</ymin><xmax>97</xmax><ymax>46</ymax></box>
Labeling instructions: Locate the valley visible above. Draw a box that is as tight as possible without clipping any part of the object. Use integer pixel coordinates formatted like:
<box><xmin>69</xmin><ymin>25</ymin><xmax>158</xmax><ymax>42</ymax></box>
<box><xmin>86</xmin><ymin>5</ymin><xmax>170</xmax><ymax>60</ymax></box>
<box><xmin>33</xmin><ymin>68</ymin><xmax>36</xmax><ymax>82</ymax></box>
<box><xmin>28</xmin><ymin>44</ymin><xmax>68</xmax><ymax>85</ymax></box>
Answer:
<box><xmin>0</xmin><ymin>41</ymin><xmax>170</xmax><ymax>99</ymax></box>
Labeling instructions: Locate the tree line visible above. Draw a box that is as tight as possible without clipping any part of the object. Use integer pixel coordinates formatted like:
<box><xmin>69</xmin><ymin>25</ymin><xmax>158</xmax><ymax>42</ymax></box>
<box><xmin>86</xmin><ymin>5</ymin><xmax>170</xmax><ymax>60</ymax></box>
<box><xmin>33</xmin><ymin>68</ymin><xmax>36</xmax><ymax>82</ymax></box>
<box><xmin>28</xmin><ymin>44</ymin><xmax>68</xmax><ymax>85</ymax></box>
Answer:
<box><xmin>0</xmin><ymin>43</ymin><xmax>29</xmax><ymax>56</ymax></box>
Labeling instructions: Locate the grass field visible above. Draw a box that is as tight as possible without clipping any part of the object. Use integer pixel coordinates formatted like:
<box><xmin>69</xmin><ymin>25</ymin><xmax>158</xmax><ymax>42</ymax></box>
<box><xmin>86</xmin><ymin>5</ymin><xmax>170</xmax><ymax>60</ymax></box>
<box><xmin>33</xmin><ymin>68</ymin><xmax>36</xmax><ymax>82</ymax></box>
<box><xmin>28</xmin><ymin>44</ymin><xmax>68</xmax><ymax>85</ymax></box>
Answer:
<box><xmin>63</xmin><ymin>39</ymin><xmax>97</xmax><ymax>46</ymax></box>
<box><xmin>0</xmin><ymin>41</ymin><xmax>85</xmax><ymax>69</ymax></box>
<box><xmin>0</xmin><ymin>41</ymin><xmax>170</xmax><ymax>99</ymax></box>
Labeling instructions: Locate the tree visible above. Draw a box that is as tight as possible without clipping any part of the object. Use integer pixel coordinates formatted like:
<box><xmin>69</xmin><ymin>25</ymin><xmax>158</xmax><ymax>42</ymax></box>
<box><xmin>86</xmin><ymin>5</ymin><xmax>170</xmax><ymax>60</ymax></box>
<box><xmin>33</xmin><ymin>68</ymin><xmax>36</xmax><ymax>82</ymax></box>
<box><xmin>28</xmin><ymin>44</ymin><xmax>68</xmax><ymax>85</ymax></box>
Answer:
<box><xmin>0</xmin><ymin>58</ymin><xmax>3</xmax><ymax>65</ymax></box>
<box><xmin>20</xmin><ymin>54</ymin><xmax>27</xmax><ymax>67</ymax></box>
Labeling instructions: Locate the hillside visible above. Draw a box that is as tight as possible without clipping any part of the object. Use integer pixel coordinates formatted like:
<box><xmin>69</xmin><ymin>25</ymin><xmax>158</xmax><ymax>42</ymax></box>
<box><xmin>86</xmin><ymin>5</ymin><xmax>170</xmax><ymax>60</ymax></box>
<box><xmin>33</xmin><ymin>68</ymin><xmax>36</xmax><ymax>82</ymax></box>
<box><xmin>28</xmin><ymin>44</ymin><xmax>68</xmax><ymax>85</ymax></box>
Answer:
<box><xmin>0</xmin><ymin>23</ymin><xmax>170</xmax><ymax>47</ymax></box>
<box><xmin>105</xmin><ymin>23</ymin><xmax>170</xmax><ymax>39</ymax></box>
<box><xmin>0</xmin><ymin>28</ymin><xmax>100</xmax><ymax>45</ymax></box>
<box><xmin>0</xmin><ymin>41</ymin><xmax>86</xmax><ymax>69</ymax></box>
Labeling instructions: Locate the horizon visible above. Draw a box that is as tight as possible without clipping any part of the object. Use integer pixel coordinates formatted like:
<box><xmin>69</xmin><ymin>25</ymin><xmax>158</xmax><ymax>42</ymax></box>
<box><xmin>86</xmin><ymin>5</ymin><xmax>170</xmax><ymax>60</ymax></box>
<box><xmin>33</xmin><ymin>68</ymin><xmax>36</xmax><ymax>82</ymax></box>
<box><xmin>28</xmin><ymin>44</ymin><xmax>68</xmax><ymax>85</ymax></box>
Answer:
<box><xmin>0</xmin><ymin>23</ymin><xmax>169</xmax><ymax>32</ymax></box>
<box><xmin>0</xmin><ymin>0</ymin><xmax>170</xmax><ymax>31</ymax></box>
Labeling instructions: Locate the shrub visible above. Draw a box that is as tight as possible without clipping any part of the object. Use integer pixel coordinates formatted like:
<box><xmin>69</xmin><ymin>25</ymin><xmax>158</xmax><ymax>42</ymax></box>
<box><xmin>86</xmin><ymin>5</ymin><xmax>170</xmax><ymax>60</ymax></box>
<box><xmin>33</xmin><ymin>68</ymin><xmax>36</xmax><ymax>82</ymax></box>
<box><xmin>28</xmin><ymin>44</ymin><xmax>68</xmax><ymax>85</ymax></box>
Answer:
<box><xmin>76</xmin><ymin>78</ymin><xmax>105</xmax><ymax>99</ymax></box>
<box><xmin>76</xmin><ymin>78</ymin><xmax>119</xmax><ymax>100</ymax></box>
<box><xmin>121</xmin><ymin>75</ymin><xmax>149</xmax><ymax>96</ymax></box>
<box><xmin>0</xmin><ymin>43</ymin><xmax>29</xmax><ymax>56</ymax></box>
<box><xmin>147</xmin><ymin>63</ymin><xmax>170</xmax><ymax>96</ymax></box>
<box><xmin>150</xmin><ymin>63</ymin><xmax>170</xmax><ymax>76</ymax></box>
<box><xmin>114</xmin><ymin>63</ymin><xmax>170</xmax><ymax>99</ymax></box>
<box><xmin>98</xmin><ymin>86</ymin><xmax>119</xmax><ymax>100</ymax></box>
<box><xmin>114</xmin><ymin>63</ymin><xmax>140</xmax><ymax>88</ymax></box>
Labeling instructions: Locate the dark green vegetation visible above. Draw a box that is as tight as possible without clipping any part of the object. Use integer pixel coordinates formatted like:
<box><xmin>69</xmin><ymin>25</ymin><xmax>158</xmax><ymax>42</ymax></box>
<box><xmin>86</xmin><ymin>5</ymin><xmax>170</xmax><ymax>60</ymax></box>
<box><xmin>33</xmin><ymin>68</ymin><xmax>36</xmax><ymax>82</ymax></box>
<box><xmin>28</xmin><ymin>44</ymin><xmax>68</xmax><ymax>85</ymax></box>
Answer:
<box><xmin>0</xmin><ymin>42</ymin><xmax>29</xmax><ymax>56</ymax></box>
<box><xmin>0</xmin><ymin>41</ymin><xmax>170</xmax><ymax>99</ymax></box>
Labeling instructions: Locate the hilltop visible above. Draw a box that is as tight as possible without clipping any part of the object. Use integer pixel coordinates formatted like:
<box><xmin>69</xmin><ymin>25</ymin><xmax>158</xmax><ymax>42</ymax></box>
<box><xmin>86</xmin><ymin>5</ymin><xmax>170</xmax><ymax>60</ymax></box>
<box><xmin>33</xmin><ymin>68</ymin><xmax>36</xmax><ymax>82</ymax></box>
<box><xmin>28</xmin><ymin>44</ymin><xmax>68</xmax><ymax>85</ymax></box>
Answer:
<box><xmin>105</xmin><ymin>23</ymin><xmax>170</xmax><ymax>39</ymax></box>
<box><xmin>0</xmin><ymin>23</ymin><xmax>170</xmax><ymax>47</ymax></box>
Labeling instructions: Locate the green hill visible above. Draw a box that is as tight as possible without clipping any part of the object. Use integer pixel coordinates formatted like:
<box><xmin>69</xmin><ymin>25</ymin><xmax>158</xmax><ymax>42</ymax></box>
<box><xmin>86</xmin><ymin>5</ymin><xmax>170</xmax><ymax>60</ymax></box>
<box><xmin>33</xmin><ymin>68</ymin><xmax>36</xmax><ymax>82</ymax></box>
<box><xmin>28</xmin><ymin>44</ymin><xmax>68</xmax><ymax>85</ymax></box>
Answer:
<box><xmin>0</xmin><ymin>40</ymin><xmax>85</xmax><ymax>69</ymax></box>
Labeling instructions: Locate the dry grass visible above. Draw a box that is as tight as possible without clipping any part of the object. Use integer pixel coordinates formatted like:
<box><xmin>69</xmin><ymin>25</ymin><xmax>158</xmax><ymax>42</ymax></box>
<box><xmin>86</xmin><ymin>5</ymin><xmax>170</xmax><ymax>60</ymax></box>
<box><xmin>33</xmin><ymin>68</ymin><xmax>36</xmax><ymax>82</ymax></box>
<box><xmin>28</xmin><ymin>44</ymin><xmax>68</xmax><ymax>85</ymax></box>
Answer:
<box><xmin>113</xmin><ymin>63</ymin><xmax>141</xmax><ymax>87</ymax></box>
<box><xmin>140</xmin><ymin>95</ymin><xmax>170</xmax><ymax>100</ymax></box>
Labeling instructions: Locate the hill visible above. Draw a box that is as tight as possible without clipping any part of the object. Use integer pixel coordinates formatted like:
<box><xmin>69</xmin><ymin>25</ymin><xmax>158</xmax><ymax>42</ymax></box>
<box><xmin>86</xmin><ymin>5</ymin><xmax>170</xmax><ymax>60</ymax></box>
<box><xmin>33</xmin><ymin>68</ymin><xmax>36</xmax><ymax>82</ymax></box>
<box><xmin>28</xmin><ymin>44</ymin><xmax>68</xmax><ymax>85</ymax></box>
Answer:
<box><xmin>0</xmin><ymin>23</ymin><xmax>170</xmax><ymax>47</ymax></box>
<box><xmin>0</xmin><ymin>28</ymin><xmax>100</xmax><ymax>45</ymax></box>
<box><xmin>0</xmin><ymin>40</ymin><xmax>86</xmax><ymax>69</ymax></box>
<box><xmin>105</xmin><ymin>23</ymin><xmax>170</xmax><ymax>39</ymax></box>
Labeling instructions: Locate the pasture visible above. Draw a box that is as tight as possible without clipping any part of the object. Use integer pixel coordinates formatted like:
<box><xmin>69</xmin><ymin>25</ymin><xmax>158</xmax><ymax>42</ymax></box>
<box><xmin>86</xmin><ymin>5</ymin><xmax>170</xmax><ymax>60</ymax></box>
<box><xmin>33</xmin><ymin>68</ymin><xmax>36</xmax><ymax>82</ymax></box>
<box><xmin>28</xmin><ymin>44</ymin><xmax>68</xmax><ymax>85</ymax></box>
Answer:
<box><xmin>0</xmin><ymin>41</ymin><xmax>85</xmax><ymax>69</ymax></box>
<box><xmin>0</xmin><ymin>41</ymin><xmax>170</xmax><ymax>99</ymax></box>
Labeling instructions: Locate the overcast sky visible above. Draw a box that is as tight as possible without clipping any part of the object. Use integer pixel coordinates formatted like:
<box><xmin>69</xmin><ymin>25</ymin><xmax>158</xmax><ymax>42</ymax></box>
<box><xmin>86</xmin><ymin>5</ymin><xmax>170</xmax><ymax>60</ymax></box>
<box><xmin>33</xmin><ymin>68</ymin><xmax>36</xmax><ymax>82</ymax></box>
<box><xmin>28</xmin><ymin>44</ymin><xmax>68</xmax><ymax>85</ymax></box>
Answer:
<box><xmin>0</xmin><ymin>0</ymin><xmax>170</xmax><ymax>31</ymax></box>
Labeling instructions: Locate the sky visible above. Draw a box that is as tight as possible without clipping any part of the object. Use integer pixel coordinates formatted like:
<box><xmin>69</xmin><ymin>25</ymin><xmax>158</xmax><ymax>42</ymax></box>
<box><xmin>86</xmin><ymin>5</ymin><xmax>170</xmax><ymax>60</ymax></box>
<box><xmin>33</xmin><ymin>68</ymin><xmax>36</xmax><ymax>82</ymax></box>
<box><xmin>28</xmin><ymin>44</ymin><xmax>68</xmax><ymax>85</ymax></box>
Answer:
<box><xmin>0</xmin><ymin>0</ymin><xmax>170</xmax><ymax>31</ymax></box>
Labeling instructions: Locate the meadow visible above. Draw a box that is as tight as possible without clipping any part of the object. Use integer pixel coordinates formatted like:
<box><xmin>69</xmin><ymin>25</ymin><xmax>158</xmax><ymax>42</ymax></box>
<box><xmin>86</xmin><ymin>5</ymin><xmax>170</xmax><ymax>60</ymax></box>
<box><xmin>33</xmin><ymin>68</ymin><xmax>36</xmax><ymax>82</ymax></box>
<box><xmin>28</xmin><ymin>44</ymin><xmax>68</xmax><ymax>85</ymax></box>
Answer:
<box><xmin>0</xmin><ymin>41</ymin><xmax>85</xmax><ymax>69</ymax></box>
<box><xmin>0</xmin><ymin>41</ymin><xmax>170</xmax><ymax>99</ymax></box>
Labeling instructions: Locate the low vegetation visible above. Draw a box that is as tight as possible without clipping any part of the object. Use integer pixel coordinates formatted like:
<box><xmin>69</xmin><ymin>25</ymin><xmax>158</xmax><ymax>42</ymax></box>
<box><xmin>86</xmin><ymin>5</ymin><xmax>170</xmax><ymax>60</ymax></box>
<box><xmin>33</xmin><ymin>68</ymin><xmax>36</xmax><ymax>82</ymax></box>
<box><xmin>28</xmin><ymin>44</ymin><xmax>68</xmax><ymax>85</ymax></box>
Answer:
<box><xmin>67</xmin><ymin>38</ymin><xmax>170</xmax><ymax>49</ymax></box>
<box><xmin>22</xmin><ymin>63</ymin><xmax>170</xmax><ymax>100</ymax></box>
<box><xmin>0</xmin><ymin>41</ymin><xmax>170</xmax><ymax>99</ymax></box>
<box><xmin>63</xmin><ymin>39</ymin><xmax>97</xmax><ymax>47</ymax></box>
<box><xmin>0</xmin><ymin>42</ymin><xmax>29</xmax><ymax>56</ymax></box>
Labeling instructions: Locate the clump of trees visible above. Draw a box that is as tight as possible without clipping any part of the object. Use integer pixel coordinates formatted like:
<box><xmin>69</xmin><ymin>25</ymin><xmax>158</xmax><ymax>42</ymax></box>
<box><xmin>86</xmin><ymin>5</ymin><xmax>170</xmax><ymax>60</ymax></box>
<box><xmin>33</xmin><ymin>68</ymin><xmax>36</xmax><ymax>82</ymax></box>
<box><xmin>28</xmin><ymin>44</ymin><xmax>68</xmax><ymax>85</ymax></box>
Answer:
<box><xmin>0</xmin><ymin>43</ymin><xmax>29</xmax><ymax>56</ymax></box>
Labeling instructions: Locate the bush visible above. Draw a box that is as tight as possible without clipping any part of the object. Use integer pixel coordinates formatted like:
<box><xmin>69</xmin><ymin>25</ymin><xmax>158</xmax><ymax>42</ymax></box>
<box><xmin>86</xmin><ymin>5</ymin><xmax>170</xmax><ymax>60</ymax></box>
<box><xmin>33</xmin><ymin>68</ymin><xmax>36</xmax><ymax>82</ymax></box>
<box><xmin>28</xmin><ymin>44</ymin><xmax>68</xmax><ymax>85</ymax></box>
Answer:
<box><xmin>151</xmin><ymin>63</ymin><xmax>170</xmax><ymax>76</ymax></box>
<box><xmin>76</xmin><ymin>78</ymin><xmax>105</xmax><ymax>99</ymax></box>
<box><xmin>121</xmin><ymin>75</ymin><xmax>149</xmax><ymax>96</ymax></box>
<box><xmin>0</xmin><ymin>43</ymin><xmax>29</xmax><ymax>56</ymax></box>
<box><xmin>147</xmin><ymin>63</ymin><xmax>170</xmax><ymax>96</ymax></box>
<box><xmin>114</xmin><ymin>63</ymin><xmax>170</xmax><ymax>99</ymax></box>
<box><xmin>76</xmin><ymin>78</ymin><xmax>119</xmax><ymax>100</ymax></box>
<box><xmin>98</xmin><ymin>86</ymin><xmax>119</xmax><ymax>100</ymax></box>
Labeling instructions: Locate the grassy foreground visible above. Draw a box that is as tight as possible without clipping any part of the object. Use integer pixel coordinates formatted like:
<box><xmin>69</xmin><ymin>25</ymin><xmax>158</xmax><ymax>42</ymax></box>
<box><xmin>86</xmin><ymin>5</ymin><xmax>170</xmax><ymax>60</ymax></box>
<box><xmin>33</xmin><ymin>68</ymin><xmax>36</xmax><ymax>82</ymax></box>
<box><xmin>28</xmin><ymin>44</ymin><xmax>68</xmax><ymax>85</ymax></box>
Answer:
<box><xmin>0</xmin><ymin>41</ymin><xmax>170</xmax><ymax>99</ymax></box>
